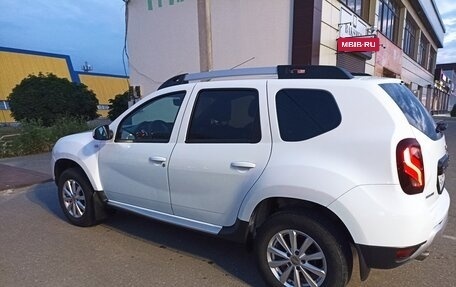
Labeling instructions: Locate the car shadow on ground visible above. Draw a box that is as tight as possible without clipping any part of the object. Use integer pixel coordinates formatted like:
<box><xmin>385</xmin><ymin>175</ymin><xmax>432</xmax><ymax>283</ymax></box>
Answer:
<box><xmin>28</xmin><ymin>182</ymin><xmax>265</xmax><ymax>287</ymax></box>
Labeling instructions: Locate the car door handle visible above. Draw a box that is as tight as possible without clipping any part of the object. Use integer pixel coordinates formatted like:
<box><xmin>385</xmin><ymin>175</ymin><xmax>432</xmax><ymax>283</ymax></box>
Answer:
<box><xmin>149</xmin><ymin>156</ymin><xmax>167</xmax><ymax>163</ymax></box>
<box><xmin>231</xmin><ymin>161</ymin><xmax>256</xmax><ymax>169</ymax></box>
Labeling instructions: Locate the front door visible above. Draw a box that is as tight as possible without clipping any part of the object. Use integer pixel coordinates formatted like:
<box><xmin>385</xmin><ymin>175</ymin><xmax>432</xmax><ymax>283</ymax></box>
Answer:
<box><xmin>98</xmin><ymin>90</ymin><xmax>187</xmax><ymax>213</ymax></box>
<box><xmin>169</xmin><ymin>82</ymin><xmax>272</xmax><ymax>226</ymax></box>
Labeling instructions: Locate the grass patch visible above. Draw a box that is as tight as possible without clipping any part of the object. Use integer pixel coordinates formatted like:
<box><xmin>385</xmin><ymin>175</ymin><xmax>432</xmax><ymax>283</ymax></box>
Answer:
<box><xmin>0</xmin><ymin>117</ymin><xmax>91</xmax><ymax>158</ymax></box>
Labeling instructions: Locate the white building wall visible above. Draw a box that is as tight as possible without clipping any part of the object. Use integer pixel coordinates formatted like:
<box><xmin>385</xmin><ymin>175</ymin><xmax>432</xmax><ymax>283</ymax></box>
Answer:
<box><xmin>211</xmin><ymin>0</ymin><xmax>291</xmax><ymax>69</ymax></box>
<box><xmin>320</xmin><ymin>0</ymin><xmax>340</xmax><ymax>66</ymax></box>
<box><xmin>128</xmin><ymin>0</ymin><xmax>291</xmax><ymax>94</ymax></box>
<box><xmin>128</xmin><ymin>0</ymin><xmax>200</xmax><ymax>95</ymax></box>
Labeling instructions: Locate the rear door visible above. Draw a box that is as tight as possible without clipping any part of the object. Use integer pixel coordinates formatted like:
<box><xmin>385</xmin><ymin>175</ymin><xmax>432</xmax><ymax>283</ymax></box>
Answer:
<box><xmin>380</xmin><ymin>83</ymin><xmax>448</xmax><ymax>203</ymax></box>
<box><xmin>168</xmin><ymin>81</ymin><xmax>272</xmax><ymax>226</ymax></box>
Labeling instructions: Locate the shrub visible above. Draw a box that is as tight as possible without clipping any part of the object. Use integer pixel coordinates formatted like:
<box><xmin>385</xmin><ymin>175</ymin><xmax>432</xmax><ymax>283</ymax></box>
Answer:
<box><xmin>108</xmin><ymin>91</ymin><xmax>129</xmax><ymax>121</ymax></box>
<box><xmin>8</xmin><ymin>73</ymin><xmax>99</xmax><ymax>126</ymax></box>
<box><xmin>0</xmin><ymin>117</ymin><xmax>90</xmax><ymax>157</ymax></box>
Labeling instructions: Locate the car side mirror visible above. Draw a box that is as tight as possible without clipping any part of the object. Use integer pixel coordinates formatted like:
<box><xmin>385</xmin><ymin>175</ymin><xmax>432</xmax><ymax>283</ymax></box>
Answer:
<box><xmin>436</xmin><ymin>121</ymin><xmax>447</xmax><ymax>133</ymax></box>
<box><xmin>93</xmin><ymin>125</ymin><xmax>113</xmax><ymax>140</ymax></box>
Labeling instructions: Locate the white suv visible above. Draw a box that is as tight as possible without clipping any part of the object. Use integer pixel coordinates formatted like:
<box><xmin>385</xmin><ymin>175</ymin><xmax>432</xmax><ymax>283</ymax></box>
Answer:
<box><xmin>52</xmin><ymin>65</ymin><xmax>450</xmax><ymax>287</ymax></box>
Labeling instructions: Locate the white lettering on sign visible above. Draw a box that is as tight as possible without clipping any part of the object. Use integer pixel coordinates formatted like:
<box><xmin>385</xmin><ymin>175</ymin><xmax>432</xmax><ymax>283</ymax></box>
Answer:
<box><xmin>337</xmin><ymin>37</ymin><xmax>380</xmax><ymax>52</ymax></box>
<box><xmin>342</xmin><ymin>42</ymin><xmax>364</xmax><ymax>48</ymax></box>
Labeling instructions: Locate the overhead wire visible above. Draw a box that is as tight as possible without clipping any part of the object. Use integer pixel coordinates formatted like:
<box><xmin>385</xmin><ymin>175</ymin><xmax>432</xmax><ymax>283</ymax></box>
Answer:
<box><xmin>121</xmin><ymin>0</ymin><xmax>163</xmax><ymax>86</ymax></box>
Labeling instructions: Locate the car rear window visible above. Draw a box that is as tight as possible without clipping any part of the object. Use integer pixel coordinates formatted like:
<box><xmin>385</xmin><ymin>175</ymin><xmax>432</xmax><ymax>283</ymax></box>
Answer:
<box><xmin>380</xmin><ymin>83</ymin><xmax>440</xmax><ymax>140</ymax></box>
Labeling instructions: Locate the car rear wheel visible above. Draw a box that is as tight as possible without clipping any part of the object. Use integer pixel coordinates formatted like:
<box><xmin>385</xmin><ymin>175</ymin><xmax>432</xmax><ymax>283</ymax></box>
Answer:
<box><xmin>255</xmin><ymin>212</ymin><xmax>351</xmax><ymax>287</ymax></box>
<box><xmin>58</xmin><ymin>168</ymin><xmax>99</xmax><ymax>227</ymax></box>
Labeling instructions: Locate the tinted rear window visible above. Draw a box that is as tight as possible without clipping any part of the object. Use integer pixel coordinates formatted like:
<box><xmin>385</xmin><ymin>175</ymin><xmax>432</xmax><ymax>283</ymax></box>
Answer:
<box><xmin>380</xmin><ymin>83</ymin><xmax>440</xmax><ymax>140</ymax></box>
<box><xmin>276</xmin><ymin>89</ymin><xmax>341</xmax><ymax>141</ymax></box>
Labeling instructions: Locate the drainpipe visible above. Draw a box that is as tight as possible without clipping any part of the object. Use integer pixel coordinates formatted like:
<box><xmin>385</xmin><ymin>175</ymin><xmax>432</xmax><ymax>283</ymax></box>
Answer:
<box><xmin>197</xmin><ymin>0</ymin><xmax>213</xmax><ymax>72</ymax></box>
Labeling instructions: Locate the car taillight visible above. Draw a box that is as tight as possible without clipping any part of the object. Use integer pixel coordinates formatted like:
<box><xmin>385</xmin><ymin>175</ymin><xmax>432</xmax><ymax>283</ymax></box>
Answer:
<box><xmin>396</xmin><ymin>138</ymin><xmax>425</xmax><ymax>195</ymax></box>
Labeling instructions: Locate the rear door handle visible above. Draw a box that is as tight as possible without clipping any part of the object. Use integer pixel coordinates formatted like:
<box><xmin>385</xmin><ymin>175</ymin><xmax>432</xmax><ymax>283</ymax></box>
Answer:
<box><xmin>231</xmin><ymin>161</ymin><xmax>256</xmax><ymax>169</ymax></box>
<box><xmin>149</xmin><ymin>156</ymin><xmax>167</xmax><ymax>164</ymax></box>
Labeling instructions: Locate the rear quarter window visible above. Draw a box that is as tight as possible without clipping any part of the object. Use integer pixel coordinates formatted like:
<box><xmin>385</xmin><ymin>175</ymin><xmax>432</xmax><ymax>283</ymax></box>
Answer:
<box><xmin>380</xmin><ymin>83</ymin><xmax>440</xmax><ymax>140</ymax></box>
<box><xmin>276</xmin><ymin>89</ymin><xmax>341</xmax><ymax>141</ymax></box>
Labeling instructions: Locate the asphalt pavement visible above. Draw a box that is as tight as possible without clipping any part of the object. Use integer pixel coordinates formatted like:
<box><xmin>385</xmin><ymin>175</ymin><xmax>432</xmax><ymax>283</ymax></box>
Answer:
<box><xmin>0</xmin><ymin>118</ymin><xmax>455</xmax><ymax>286</ymax></box>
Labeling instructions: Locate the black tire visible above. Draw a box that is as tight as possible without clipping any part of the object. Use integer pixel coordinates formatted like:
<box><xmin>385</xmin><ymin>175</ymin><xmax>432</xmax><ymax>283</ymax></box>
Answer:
<box><xmin>255</xmin><ymin>212</ymin><xmax>352</xmax><ymax>287</ymax></box>
<box><xmin>58</xmin><ymin>168</ymin><xmax>100</xmax><ymax>227</ymax></box>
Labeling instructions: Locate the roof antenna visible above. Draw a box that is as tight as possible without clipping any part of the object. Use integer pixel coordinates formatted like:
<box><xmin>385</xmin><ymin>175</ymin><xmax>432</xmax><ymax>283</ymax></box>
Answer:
<box><xmin>230</xmin><ymin>57</ymin><xmax>255</xmax><ymax>69</ymax></box>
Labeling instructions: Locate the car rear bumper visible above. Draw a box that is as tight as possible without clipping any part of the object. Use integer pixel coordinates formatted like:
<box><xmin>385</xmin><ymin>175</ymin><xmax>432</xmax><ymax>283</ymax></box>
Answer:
<box><xmin>356</xmin><ymin>211</ymin><xmax>448</xmax><ymax>269</ymax></box>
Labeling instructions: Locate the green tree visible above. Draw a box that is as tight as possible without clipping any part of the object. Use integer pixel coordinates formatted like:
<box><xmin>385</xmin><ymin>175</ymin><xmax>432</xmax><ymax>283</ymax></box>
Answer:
<box><xmin>8</xmin><ymin>73</ymin><xmax>99</xmax><ymax>126</ymax></box>
<box><xmin>108</xmin><ymin>91</ymin><xmax>129</xmax><ymax>121</ymax></box>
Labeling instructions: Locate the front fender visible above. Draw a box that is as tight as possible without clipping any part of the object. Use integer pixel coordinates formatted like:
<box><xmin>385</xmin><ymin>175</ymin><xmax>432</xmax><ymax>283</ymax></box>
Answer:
<box><xmin>52</xmin><ymin>132</ymin><xmax>104</xmax><ymax>191</ymax></box>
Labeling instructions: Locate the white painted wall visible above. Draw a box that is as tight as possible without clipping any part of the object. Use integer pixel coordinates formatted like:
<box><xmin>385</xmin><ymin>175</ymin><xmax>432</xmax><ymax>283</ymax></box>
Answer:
<box><xmin>128</xmin><ymin>0</ymin><xmax>291</xmax><ymax>95</ymax></box>
<box><xmin>211</xmin><ymin>0</ymin><xmax>291</xmax><ymax>69</ymax></box>
<box><xmin>128</xmin><ymin>0</ymin><xmax>200</xmax><ymax>95</ymax></box>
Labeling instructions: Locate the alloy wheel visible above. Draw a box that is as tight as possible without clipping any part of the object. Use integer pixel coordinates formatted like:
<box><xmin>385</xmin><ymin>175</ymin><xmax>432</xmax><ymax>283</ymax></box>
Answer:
<box><xmin>267</xmin><ymin>229</ymin><xmax>327</xmax><ymax>287</ymax></box>
<box><xmin>62</xmin><ymin>179</ymin><xmax>86</xmax><ymax>218</ymax></box>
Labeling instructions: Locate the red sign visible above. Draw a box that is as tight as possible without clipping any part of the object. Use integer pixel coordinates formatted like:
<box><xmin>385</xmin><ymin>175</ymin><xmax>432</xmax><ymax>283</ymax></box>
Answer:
<box><xmin>337</xmin><ymin>37</ymin><xmax>380</xmax><ymax>52</ymax></box>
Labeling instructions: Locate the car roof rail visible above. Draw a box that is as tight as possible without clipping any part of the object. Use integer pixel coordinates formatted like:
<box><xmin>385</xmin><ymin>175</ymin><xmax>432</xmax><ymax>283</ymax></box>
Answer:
<box><xmin>158</xmin><ymin>65</ymin><xmax>353</xmax><ymax>90</ymax></box>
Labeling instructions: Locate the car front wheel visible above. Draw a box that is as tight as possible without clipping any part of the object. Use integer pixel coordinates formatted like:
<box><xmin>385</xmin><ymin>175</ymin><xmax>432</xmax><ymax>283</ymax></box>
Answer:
<box><xmin>58</xmin><ymin>168</ymin><xmax>98</xmax><ymax>227</ymax></box>
<box><xmin>255</xmin><ymin>212</ymin><xmax>352</xmax><ymax>287</ymax></box>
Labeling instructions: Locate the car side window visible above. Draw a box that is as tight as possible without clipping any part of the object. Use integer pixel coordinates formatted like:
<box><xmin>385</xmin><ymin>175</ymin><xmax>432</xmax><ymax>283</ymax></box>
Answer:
<box><xmin>186</xmin><ymin>89</ymin><xmax>261</xmax><ymax>143</ymax></box>
<box><xmin>276</xmin><ymin>89</ymin><xmax>341</xmax><ymax>141</ymax></box>
<box><xmin>116</xmin><ymin>91</ymin><xmax>185</xmax><ymax>143</ymax></box>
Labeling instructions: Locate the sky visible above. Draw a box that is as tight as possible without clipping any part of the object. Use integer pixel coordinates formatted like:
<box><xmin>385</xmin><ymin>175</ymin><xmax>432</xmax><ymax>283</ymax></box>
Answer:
<box><xmin>435</xmin><ymin>0</ymin><xmax>456</xmax><ymax>63</ymax></box>
<box><xmin>0</xmin><ymin>0</ymin><xmax>455</xmax><ymax>76</ymax></box>
<box><xmin>0</xmin><ymin>0</ymin><xmax>126</xmax><ymax>75</ymax></box>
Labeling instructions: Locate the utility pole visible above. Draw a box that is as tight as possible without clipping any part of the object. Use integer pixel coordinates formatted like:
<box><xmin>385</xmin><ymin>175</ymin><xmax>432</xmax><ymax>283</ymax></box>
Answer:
<box><xmin>197</xmin><ymin>0</ymin><xmax>213</xmax><ymax>72</ymax></box>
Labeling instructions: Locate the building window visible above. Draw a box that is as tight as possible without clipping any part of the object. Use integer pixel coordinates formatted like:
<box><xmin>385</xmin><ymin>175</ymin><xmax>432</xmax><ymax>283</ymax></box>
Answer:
<box><xmin>428</xmin><ymin>48</ymin><xmax>437</xmax><ymax>73</ymax></box>
<box><xmin>341</xmin><ymin>0</ymin><xmax>370</xmax><ymax>20</ymax></box>
<box><xmin>0</xmin><ymin>101</ymin><xmax>10</xmax><ymax>110</ymax></box>
<box><xmin>417</xmin><ymin>34</ymin><xmax>429</xmax><ymax>67</ymax></box>
<box><xmin>378</xmin><ymin>0</ymin><xmax>399</xmax><ymax>43</ymax></box>
<box><xmin>403</xmin><ymin>16</ymin><xmax>417</xmax><ymax>58</ymax></box>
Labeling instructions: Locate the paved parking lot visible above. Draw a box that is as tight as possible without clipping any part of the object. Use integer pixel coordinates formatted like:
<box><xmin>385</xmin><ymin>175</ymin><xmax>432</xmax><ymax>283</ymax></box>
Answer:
<box><xmin>0</xmin><ymin>120</ymin><xmax>455</xmax><ymax>287</ymax></box>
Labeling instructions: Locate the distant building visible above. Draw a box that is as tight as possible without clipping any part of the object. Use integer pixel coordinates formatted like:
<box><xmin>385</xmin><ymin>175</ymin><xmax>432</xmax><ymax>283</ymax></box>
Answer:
<box><xmin>0</xmin><ymin>47</ymin><xmax>129</xmax><ymax>123</ymax></box>
<box><xmin>435</xmin><ymin>63</ymin><xmax>456</xmax><ymax>112</ymax></box>
<box><xmin>126</xmin><ymin>0</ymin><xmax>445</xmax><ymax>112</ymax></box>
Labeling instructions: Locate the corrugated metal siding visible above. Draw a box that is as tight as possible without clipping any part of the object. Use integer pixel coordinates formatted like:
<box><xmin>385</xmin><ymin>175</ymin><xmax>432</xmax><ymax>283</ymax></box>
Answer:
<box><xmin>79</xmin><ymin>74</ymin><xmax>129</xmax><ymax>104</ymax></box>
<box><xmin>336</xmin><ymin>53</ymin><xmax>366</xmax><ymax>74</ymax></box>
<box><xmin>0</xmin><ymin>51</ymin><xmax>72</xmax><ymax>101</ymax></box>
<box><xmin>0</xmin><ymin>110</ymin><xmax>14</xmax><ymax>123</ymax></box>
